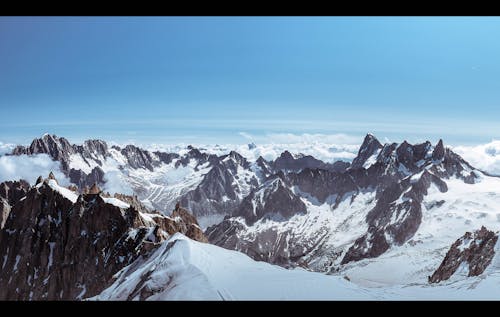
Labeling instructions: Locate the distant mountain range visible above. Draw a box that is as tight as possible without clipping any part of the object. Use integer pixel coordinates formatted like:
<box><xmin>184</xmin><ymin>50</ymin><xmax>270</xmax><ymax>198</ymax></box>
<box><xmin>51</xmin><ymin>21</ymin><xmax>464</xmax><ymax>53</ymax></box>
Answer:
<box><xmin>1</xmin><ymin>133</ymin><xmax>500</xmax><ymax>300</ymax></box>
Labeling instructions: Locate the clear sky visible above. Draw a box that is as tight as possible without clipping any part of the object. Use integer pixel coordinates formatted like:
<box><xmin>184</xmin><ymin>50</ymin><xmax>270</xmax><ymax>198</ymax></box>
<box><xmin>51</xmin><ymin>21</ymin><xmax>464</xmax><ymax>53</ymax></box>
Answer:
<box><xmin>1</xmin><ymin>16</ymin><xmax>500</xmax><ymax>145</ymax></box>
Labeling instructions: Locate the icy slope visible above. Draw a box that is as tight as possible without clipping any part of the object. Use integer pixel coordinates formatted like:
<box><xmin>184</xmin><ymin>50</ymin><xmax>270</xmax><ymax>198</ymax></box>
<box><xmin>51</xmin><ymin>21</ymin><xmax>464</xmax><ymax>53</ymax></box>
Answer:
<box><xmin>93</xmin><ymin>233</ymin><xmax>375</xmax><ymax>300</ymax></box>
<box><xmin>341</xmin><ymin>173</ymin><xmax>500</xmax><ymax>287</ymax></box>
<box><xmin>93</xmin><ymin>233</ymin><xmax>500</xmax><ymax>300</ymax></box>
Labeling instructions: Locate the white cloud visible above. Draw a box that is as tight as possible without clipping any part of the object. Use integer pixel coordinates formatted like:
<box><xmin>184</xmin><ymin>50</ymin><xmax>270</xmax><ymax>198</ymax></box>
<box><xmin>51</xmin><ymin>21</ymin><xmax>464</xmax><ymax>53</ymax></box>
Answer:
<box><xmin>238</xmin><ymin>132</ymin><xmax>254</xmax><ymax>141</ymax></box>
<box><xmin>102</xmin><ymin>170</ymin><xmax>134</xmax><ymax>196</ymax></box>
<box><xmin>142</xmin><ymin>133</ymin><xmax>361</xmax><ymax>163</ymax></box>
<box><xmin>263</xmin><ymin>133</ymin><xmax>362</xmax><ymax>145</ymax></box>
<box><xmin>231</xmin><ymin>133</ymin><xmax>361</xmax><ymax>162</ymax></box>
<box><xmin>0</xmin><ymin>154</ymin><xmax>69</xmax><ymax>186</ymax></box>
<box><xmin>453</xmin><ymin>140</ymin><xmax>500</xmax><ymax>176</ymax></box>
<box><xmin>0</xmin><ymin>142</ymin><xmax>15</xmax><ymax>156</ymax></box>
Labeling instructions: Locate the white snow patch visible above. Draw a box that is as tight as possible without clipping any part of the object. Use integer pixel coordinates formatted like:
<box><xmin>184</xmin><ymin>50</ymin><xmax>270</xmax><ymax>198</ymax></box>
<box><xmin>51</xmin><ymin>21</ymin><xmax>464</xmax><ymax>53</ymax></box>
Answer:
<box><xmin>47</xmin><ymin>179</ymin><xmax>78</xmax><ymax>203</ymax></box>
<box><xmin>48</xmin><ymin>242</ymin><xmax>56</xmax><ymax>270</ymax></box>
<box><xmin>102</xmin><ymin>197</ymin><xmax>130</xmax><ymax>209</ymax></box>
<box><xmin>13</xmin><ymin>255</ymin><xmax>21</xmax><ymax>271</ymax></box>
<box><xmin>363</xmin><ymin>149</ymin><xmax>381</xmax><ymax>169</ymax></box>
<box><xmin>77</xmin><ymin>285</ymin><xmax>87</xmax><ymax>300</ymax></box>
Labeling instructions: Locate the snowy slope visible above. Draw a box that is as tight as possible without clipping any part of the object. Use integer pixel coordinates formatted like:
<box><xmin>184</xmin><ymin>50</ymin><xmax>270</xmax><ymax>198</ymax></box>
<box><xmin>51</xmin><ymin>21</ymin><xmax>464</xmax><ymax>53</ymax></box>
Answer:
<box><xmin>93</xmin><ymin>233</ymin><xmax>500</xmax><ymax>300</ymax></box>
<box><xmin>341</xmin><ymin>172</ymin><xmax>500</xmax><ymax>287</ymax></box>
<box><xmin>93</xmin><ymin>233</ymin><xmax>375</xmax><ymax>300</ymax></box>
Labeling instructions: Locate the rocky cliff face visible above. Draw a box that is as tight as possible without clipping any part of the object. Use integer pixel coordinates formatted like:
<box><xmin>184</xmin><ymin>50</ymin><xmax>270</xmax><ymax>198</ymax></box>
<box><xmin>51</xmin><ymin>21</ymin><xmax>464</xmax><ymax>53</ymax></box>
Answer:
<box><xmin>0</xmin><ymin>174</ymin><xmax>206</xmax><ymax>300</ymax></box>
<box><xmin>272</xmin><ymin>150</ymin><xmax>350</xmax><ymax>173</ymax></box>
<box><xmin>9</xmin><ymin>134</ymin><xmax>354</xmax><ymax>219</ymax></box>
<box><xmin>350</xmin><ymin>134</ymin><xmax>383</xmax><ymax>169</ymax></box>
<box><xmin>207</xmin><ymin>134</ymin><xmax>484</xmax><ymax>270</ymax></box>
<box><xmin>341</xmin><ymin>170</ymin><xmax>448</xmax><ymax>264</ymax></box>
<box><xmin>429</xmin><ymin>226</ymin><xmax>498</xmax><ymax>283</ymax></box>
<box><xmin>0</xmin><ymin>180</ymin><xmax>30</xmax><ymax>228</ymax></box>
<box><xmin>234</xmin><ymin>174</ymin><xmax>306</xmax><ymax>225</ymax></box>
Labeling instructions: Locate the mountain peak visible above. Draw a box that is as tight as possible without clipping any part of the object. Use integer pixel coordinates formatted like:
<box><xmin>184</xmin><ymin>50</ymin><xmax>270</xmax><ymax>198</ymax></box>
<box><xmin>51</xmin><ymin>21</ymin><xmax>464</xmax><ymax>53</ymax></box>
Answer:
<box><xmin>35</xmin><ymin>176</ymin><xmax>43</xmax><ymax>185</ymax></box>
<box><xmin>88</xmin><ymin>183</ymin><xmax>101</xmax><ymax>195</ymax></box>
<box><xmin>351</xmin><ymin>133</ymin><xmax>383</xmax><ymax>169</ymax></box>
<box><xmin>363</xmin><ymin>133</ymin><xmax>382</xmax><ymax>145</ymax></box>
<box><xmin>280</xmin><ymin>150</ymin><xmax>294</xmax><ymax>160</ymax></box>
<box><xmin>432</xmin><ymin>139</ymin><xmax>445</xmax><ymax>161</ymax></box>
<box><xmin>48</xmin><ymin>171</ymin><xmax>57</xmax><ymax>183</ymax></box>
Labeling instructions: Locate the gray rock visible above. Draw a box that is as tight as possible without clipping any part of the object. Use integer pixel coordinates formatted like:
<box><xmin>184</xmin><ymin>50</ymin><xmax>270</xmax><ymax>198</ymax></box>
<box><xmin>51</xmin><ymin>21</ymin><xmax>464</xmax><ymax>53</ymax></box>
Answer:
<box><xmin>0</xmin><ymin>181</ymin><xmax>206</xmax><ymax>300</ymax></box>
<box><xmin>429</xmin><ymin>226</ymin><xmax>498</xmax><ymax>283</ymax></box>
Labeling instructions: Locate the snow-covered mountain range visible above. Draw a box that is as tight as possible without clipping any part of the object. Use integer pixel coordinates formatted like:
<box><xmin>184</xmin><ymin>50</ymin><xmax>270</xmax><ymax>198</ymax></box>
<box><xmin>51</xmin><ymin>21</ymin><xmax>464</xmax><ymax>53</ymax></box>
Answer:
<box><xmin>7</xmin><ymin>134</ymin><xmax>350</xmax><ymax>227</ymax></box>
<box><xmin>1</xmin><ymin>133</ymin><xmax>500</xmax><ymax>300</ymax></box>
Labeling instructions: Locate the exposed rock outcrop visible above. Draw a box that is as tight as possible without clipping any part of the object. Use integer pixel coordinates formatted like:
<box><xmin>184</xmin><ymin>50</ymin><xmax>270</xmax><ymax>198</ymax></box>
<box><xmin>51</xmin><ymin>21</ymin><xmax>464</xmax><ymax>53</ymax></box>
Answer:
<box><xmin>0</xmin><ymin>180</ymin><xmax>30</xmax><ymax>228</ymax></box>
<box><xmin>429</xmin><ymin>226</ymin><xmax>498</xmax><ymax>283</ymax></box>
<box><xmin>350</xmin><ymin>134</ymin><xmax>383</xmax><ymax>169</ymax></box>
<box><xmin>0</xmin><ymin>179</ymin><xmax>30</xmax><ymax>206</ymax></box>
<box><xmin>233</xmin><ymin>175</ymin><xmax>306</xmax><ymax>225</ymax></box>
<box><xmin>0</xmin><ymin>176</ymin><xmax>207</xmax><ymax>300</ymax></box>
<box><xmin>273</xmin><ymin>150</ymin><xmax>349</xmax><ymax>173</ymax></box>
<box><xmin>208</xmin><ymin>134</ymin><xmax>481</xmax><ymax>269</ymax></box>
<box><xmin>0</xmin><ymin>198</ymin><xmax>10</xmax><ymax>229</ymax></box>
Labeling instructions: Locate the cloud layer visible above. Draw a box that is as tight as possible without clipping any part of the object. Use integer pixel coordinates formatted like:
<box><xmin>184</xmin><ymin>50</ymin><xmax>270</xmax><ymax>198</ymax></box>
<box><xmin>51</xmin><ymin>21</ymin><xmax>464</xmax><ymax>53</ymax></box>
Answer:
<box><xmin>453</xmin><ymin>140</ymin><xmax>500</xmax><ymax>176</ymax></box>
<box><xmin>0</xmin><ymin>142</ymin><xmax>15</xmax><ymax>156</ymax></box>
<box><xmin>0</xmin><ymin>154</ymin><xmax>69</xmax><ymax>185</ymax></box>
<box><xmin>145</xmin><ymin>133</ymin><xmax>362</xmax><ymax>163</ymax></box>
<box><xmin>102</xmin><ymin>170</ymin><xmax>134</xmax><ymax>195</ymax></box>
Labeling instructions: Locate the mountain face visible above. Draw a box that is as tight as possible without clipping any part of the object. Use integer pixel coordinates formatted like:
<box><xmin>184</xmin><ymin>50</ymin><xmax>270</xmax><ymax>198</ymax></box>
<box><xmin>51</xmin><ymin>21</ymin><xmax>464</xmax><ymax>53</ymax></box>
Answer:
<box><xmin>2</xmin><ymin>132</ymin><xmax>500</xmax><ymax>299</ymax></box>
<box><xmin>92</xmin><ymin>231</ymin><xmax>500</xmax><ymax>300</ymax></box>
<box><xmin>0</xmin><ymin>174</ymin><xmax>206</xmax><ymax>300</ymax></box>
<box><xmin>429</xmin><ymin>226</ymin><xmax>498</xmax><ymax>283</ymax></box>
<box><xmin>207</xmin><ymin>134</ymin><xmax>490</xmax><ymax>274</ymax></box>
<box><xmin>92</xmin><ymin>233</ymin><xmax>375</xmax><ymax>301</ymax></box>
<box><xmin>8</xmin><ymin>134</ymin><xmax>350</xmax><ymax>223</ymax></box>
<box><xmin>0</xmin><ymin>180</ymin><xmax>30</xmax><ymax>228</ymax></box>
<box><xmin>9</xmin><ymin>133</ymin><xmax>491</xmax><ymax>275</ymax></box>
<box><xmin>350</xmin><ymin>133</ymin><xmax>383</xmax><ymax>169</ymax></box>
<box><xmin>272</xmin><ymin>150</ymin><xmax>350</xmax><ymax>173</ymax></box>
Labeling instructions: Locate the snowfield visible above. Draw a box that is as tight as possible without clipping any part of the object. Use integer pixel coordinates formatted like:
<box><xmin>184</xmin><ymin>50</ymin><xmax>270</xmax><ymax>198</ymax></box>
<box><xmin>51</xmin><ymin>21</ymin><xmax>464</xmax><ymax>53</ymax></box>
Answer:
<box><xmin>93</xmin><ymin>233</ymin><xmax>375</xmax><ymax>300</ymax></box>
<box><xmin>92</xmin><ymin>233</ymin><xmax>500</xmax><ymax>300</ymax></box>
<box><xmin>340</xmin><ymin>173</ymin><xmax>500</xmax><ymax>286</ymax></box>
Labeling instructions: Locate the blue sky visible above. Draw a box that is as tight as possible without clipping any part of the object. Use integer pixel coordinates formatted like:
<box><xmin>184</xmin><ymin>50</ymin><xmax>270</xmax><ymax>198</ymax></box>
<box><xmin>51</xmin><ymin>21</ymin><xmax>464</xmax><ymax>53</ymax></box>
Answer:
<box><xmin>1</xmin><ymin>16</ymin><xmax>500</xmax><ymax>145</ymax></box>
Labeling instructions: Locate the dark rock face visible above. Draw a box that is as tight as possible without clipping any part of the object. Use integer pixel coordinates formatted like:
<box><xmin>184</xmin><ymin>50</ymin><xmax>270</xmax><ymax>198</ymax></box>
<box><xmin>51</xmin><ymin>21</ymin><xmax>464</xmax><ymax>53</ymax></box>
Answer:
<box><xmin>208</xmin><ymin>134</ymin><xmax>481</xmax><ymax>269</ymax></box>
<box><xmin>9</xmin><ymin>135</ymin><xmax>110</xmax><ymax>189</ymax></box>
<box><xmin>429</xmin><ymin>226</ymin><xmax>498</xmax><ymax>283</ymax></box>
<box><xmin>0</xmin><ymin>198</ymin><xmax>10</xmax><ymax>229</ymax></box>
<box><xmin>8</xmin><ymin>134</ymin><xmax>354</xmax><ymax>219</ymax></box>
<box><xmin>175</xmin><ymin>147</ymin><xmax>215</xmax><ymax>169</ymax></box>
<box><xmin>120</xmin><ymin>145</ymin><xmax>157</xmax><ymax>171</ymax></box>
<box><xmin>350</xmin><ymin>134</ymin><xmax>383</xmax><ymax>169</ymax></box>
<box><xmin>256</xmin><ymin>156</ymin><xmax>273</xmax><ymax>178</ymax></box>
<box><xmin>179</xmin><ymin>154</ymin><xmax>259</xmax><ymax>217</ymax></box>
<box><xmin>288</xmin><ymin>168</ymin><xmax>358</xmax><ymax>205</ymax></box>
<box><xmin>68</xmin><ymin>166</ymin><xmax>105</xmax><ymax>190</ymax></box>
<box><xmin>205</xmin><ymin>217</ymin><xmax>316</xmax><ymax>268</ymax></box>
<box><xmin>0</xmin><ymin>180</ymin><xmax>30</xmax><ymax>206</ymax></box>
<box><xmin>432</xmin><ymin>139</ymin><xmax>445</xmax><ymax>161</ymax></box>
<box><xmin>0</xmin><ymin>180</ymin><xmax>30</xmax><ymax>229</ymax></box>
<box><xmin>234</xmin><ymin>175</ymin><xmax>306</xmax><ymax>225</ymax></box>
<box><xmin>10</xmin><ymin>134</ymin><xmax>75</xmax><ymax>171</ymax></box>
<box><xmin>153</xmin><ymin>151</ymin><xmax>179</xmax><ymax>165</ymax></box>
<box><xmin>341</xmin><ymin>170</ymin><xmax>448</xmax><ymax>264</ymax></box>
<box><xmin>171</xmin><ymin>203</ymin><xmax>208</xmax><ymax>243</ymax></box>
<box><xmin>272</xmin><ymin>150</ymin><xmax>349</xmax><ymax>173</ymax></box>
<box><xmin>0</xmin><ymin>179</ymin><xmax>207</xmax><ymax>300</ymax></box>
<box><xmin>8</xmin><ymin>133</ymin><xmax>488</xmax><ymax>273</ymax></box>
